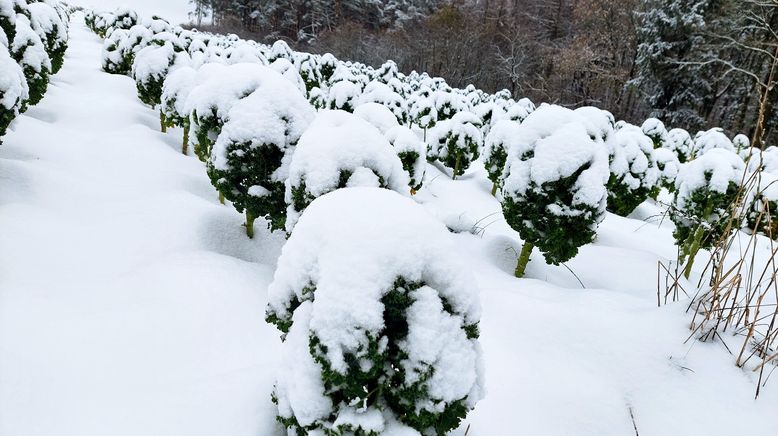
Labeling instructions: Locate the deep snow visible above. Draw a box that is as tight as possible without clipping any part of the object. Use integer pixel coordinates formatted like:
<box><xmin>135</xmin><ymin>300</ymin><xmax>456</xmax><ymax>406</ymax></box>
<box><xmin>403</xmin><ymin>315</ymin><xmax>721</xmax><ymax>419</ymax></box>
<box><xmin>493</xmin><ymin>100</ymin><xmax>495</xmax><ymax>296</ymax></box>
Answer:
<box><xmin>1</xmin><ymin>14</ymin><xmax>777</xmax><ymax>436</ymax></box>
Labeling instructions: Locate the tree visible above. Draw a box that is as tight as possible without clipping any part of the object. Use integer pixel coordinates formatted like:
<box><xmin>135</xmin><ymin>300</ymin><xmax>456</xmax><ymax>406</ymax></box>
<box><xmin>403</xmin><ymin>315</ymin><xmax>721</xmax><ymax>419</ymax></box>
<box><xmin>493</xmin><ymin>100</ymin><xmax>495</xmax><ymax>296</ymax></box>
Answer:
<box><xmin>266</xmin><ymin>187</ymin><xmax>484</xmax><ymax>435</ymax></box>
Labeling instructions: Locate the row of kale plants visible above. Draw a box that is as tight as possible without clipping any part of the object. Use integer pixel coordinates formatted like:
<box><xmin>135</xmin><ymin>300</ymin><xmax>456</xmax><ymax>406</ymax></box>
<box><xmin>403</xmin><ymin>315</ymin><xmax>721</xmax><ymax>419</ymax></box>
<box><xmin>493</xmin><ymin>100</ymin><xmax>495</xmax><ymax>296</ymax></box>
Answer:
<box><xmin>0</xmin><ymin>0</ymin><xmax>70</xmax><ymax>144</ymax></box>
<box><xmin>86</xmin><ymin>6</ymin><xmax>777</xmax><ymax>434</ymax></box>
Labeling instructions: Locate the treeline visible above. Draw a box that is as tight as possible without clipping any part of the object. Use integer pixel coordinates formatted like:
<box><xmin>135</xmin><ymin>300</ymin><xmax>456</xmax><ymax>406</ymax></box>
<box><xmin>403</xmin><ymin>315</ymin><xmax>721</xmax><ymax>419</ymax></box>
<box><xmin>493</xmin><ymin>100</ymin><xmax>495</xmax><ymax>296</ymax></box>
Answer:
<box><xmin>189</xmin><ymin>0</ymin><xmax>778</xmax><ymax>147</ymax></box>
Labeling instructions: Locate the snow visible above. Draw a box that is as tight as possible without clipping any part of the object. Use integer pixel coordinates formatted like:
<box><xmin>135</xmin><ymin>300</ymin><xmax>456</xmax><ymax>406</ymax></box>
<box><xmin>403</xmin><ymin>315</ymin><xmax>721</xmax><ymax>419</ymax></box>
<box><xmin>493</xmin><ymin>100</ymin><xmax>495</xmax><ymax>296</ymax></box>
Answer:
<box><xmin>69</xmin><ymin>0</ymin><xmax>192</xmax><ymax>25</ymax></box>
<box><xmin>695</xmin><ymin>127</ymin><xmax>735</xmax><ymax>155</ymax></box>
<box><xmin>606</xmin><ymin>124</ymin><xmax>658</xmax><ymax>191</ymax></box>
<box><xmin>0</xmin><ymin>42</ymin><xmax>27</xmax><ymax>111</ymax></box>
<box><xmin>1</xmin><ymin>9</ymin><xmax>777</xmax><ymax>436</ymax></box>
<box><xmin>353</xmin><ymin>101</ymin><xmax>399</xmax><ymax>134</ymax></box>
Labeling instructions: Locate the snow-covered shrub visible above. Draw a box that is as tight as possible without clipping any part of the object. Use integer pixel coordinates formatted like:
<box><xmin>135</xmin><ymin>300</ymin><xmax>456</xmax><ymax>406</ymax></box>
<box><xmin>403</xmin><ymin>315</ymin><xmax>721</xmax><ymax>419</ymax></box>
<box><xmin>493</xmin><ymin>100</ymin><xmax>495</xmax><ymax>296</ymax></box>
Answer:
<box><xmin>503</xmin><ymin>97</ymin><xmax>535</xmax><ymax>123</ymax></box>
<box><xmin>267</xmin><ymin>39</ymin><xmax>292</xmax><ymax>62</ymax></box>
<box><xmin>11</xmin><ymin>14</ymin><xmax>50</xmax><ymax>108</ymax></box>
<box><xmin>0</xmin><ymin>0</ymin><xmax>19</xmax><ymax>44</ymax></box>
<box><xmin>109</xmin><ymin>8</ymin><xmax>138</xmax><ymax>34</ymax></box>
<box><xmin>295</xmin><ymin>53</ymin><xmax>320</xmax><ymax>92</ymax></box>
<box><xmin>433</xmin><ymin>90</ymin><xmax>468</xmax><ymax>122</ymax></box>
<box><xmin>307</xmin><ymin>86</ymin><xmax>325</xmax><ymax>110</ymax></box>
<box><xmin>745</xmin><ymin>171</ymin><xmax>778</xmax><ymax>239</ymax></box>
<box><xmin>665</xmin><ymin>128</ymin><xmax>695</xmax><ymax>163</ymax></box>
<box><xmin>132</xmin><ymin>42</ymin><xmax>176</xmax><ymax>111</ymax></box>
<box><xmin>354</xmin><ymin>102</ymin><xmax>398</xmax><ymax>134</ymax></box>
<box><xmin>641</xmin><ymin>117</ymin><xmax>667</xmax><ymax>148</ymax></box>
<box><xmin>652</xmin><ymin>147</ymin><xmax>681</xmax><ymax>194</ymax></box>
<box><xmin>185</xmin><ymin>63</ymin><xmax>278</xmax><ymax>162</ymax></box>
<box><xmin>284</xmin><ymin>110</ymin><xmax>409</xmax><ymax>232</ymax></box>
<box><xmin>326</xmin><ymin>79</ymin><xmax>360</xmax><ymax>112</ymax></box>
<box><xmin>102</xmin><ymin>25</ymin><xmax>152</xmax><ymax>76</ymax></box>
<box><xmin>269</xmin><ymin>58</ymin><xmax>306</xmax><ymax>94</ymax></box>
<box><xmin>0</xmin><ymin>41</ymin><xmax>27</xmax><ymax>143</ymax></box>
<box><xmin>385</xmin><ymin>125</ymin><xmax>426</xmax><ymax>193</ymax></box>
<box><xmin>502</xmin><ymin>119</ymin><xmax>609</xmax><ymax>277</ymax></box>
<box><xmin>208</xmin><ymin>68</ymin><xmax>315</xmax><ymax>235</ymax></box>
<box><xmin>695</xmin><ymin>128</ymin><xmax>735</xmax><ymax>156</ymax></box>
<box><xmin>266</xmin><ymin>187</ymin><xmax>484</xmax><ymax>435</ymax></box>
<box><xmin>359</xmin><ymin>81</ymin><xmax>407</xmax><ymax>125</ymax></box>
<box><xmin>409</xmin><ymin>94</ymin><xmax>437</xmax><ymax>133</ymax></box>
<box><xmin>27</xmin><ymin>1</ymin><xmax>68</xmax><ymax>74</ymax></box>
<box><xmin>671</xmin><ymin>148</ymin><xmax>745</xmax><ymax>278</ymax></box>
<box><xmin>160</xmin><ymin>65</ymin><xmax>196</xmax><ymax>153</ymax></box>
<box><xmin>483</xmin><ymin>119</ymin><xmax>521</xmax><ymax>196</ymax></box>
<box><xmin>374</xmin><ymin>59</ymin><xmax>399</xmax><ymax>83</ymax></box>
<box><xmin>604</xmin><ymin>125</ymin><xmax>659</xmax><ymax>216</ymax></box>
<box><xmin>733</xmin><ymin>134</ymin><xmax>751</xmax><ymax>157</ymax></box>
<box><xmin>427</xmin><ymin>111</ymin><xmax>483</xmax><ymax>179</ymax></box>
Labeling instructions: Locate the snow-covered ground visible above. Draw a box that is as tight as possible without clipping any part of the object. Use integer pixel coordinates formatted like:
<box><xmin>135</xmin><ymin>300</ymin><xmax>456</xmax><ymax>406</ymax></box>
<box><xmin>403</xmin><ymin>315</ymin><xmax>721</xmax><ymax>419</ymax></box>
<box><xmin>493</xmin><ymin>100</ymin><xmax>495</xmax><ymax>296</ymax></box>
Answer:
<box><xmin>1</xmin><ymin>15</ymin><xmax>777</xmax><ymax>436</ymax></box>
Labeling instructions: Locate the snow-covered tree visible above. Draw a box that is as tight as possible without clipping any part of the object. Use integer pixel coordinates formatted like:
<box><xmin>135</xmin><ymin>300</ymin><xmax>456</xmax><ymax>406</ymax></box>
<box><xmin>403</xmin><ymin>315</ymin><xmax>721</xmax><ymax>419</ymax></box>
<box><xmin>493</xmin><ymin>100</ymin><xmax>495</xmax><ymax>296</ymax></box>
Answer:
<box><xmin>605</xmin><ymin>125</ymin><xmax>659</xmax><ymax>216</ymax></box>
<box><xmin>11</xmin><ymin>14</ymin><xmax>50</xmax><ymax>108</ymax></box>
<box><xmin>671</xmin><ymin>148</ymin><xmax>744</xmax><ymax>278</ymax></box>
<box><xmin>266</xmin><ymin>187</ymin><xmax>484</xmax><ymax>435</ymax></box>
<box><xmin>207</xmin><ymin>68</ymin><xmax>315</xmax><ymax>236</ymax></box>
<box><xmin>385</xmin><ymin>125</ymin><xmax>426</xmax><ymax>193</ymax></box>
<box><xmin>501</xmin><ymin>113</ymin><xmax>609</xmax><ymax>278</ymax></box>
<box><xmin>0</xmin><ymin>41</ymin><xmax>27</xmax><ymax>143</ymax></box>
<box><xmin>427</xmin><ymin>111</ymin><xmax>483</xmax><ymax>179</ymax></box>
<box><xmin>284</xmin><ymin>110</ymin><xmax>409</xmax><ymax>232</ymax></box>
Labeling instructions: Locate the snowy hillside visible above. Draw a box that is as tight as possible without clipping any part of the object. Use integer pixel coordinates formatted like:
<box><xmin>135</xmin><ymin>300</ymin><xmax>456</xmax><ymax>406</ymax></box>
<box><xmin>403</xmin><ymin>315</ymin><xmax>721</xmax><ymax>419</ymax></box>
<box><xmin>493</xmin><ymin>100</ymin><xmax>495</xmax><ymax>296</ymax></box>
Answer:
<box><xmin>1</xmin><ymin>6</ymin><xmax>778</xmax><ymax>436</ymax></box>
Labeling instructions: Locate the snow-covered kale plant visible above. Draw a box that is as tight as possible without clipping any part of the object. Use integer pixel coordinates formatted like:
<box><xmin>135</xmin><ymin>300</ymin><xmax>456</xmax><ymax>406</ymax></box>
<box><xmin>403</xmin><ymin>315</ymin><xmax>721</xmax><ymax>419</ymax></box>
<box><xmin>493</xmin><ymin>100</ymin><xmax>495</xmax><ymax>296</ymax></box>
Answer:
<box><xmin>385</xmin><ymin>125</ymin><xmax>426</xmax><ymax>194</ymax></box>
<box><xmin>131</xmin><ymin>42</ymin><xmax>177</xmax><ymax>128</ymax></box>
<box><xmin>427</xmin><ymin>111</ymin><xmax>483</xmax><ymax>180</ymax></box>
<box><xmin>11</xmin><ymin>14</ymin><xmax>50</xmax><ymax>108</ymax></box>
<box><xmin>184</xmin><ymin>63</ymin><xmax>271</xmax><ymax>162</ymax></box>
<box><xmin>671</xmin><ymin>148</ymin><xmax>745</xmax><ymax>278</ymax></box>
<box><xmin>665</xmin><ymin>128</ymin><xmax>695</xmax><ymax>163</ymax></box>
<box><xmin>745</xmin><ymin>171</ymin><xmax>778</xmax><ymax>240</ymax></box>
<box><xmin>160</xmin><ymin>65</ymin><xmax>196</xmax><ymax>154</ymax></box>
<box><xmin>652</xmin><ymin>147</ymin><xmax>681</xmax><ymax>194</ymax></box>
<box><xmin>207</xmin><ymin>67</ymin><xmax>315</xmax><ymax>236</ymax></box>
<box><xmin>284</xmin><ymin>110</ymin><xmax>409</xmax><ymax>232</ymax></box>
<box><xmin>27</xmin><ymin>1</ymin><xmax>68</xmax><ymax>74</ymax></box>
<box><xmin>0</xmin><ymin>41</ymin><xmax>27</xmax><ymax>143</ymax></box>
<box><xmin>266</xmin><ymin>187</ymin><xmax>484</xmax><ymax>435</ymax></box>
<box><xmin>694</xmin><ymin>128</ymin><xmax>735</xmax><ymax>156</ymax></box>
<box><xmin>353</xmin><ymin>102</ymin><xmax>399</xmax><ymax>134</ymax></box>
<box><xmin>483</xmin><ymin>119</ymin><xmax>522</xmax><ymax>196</ymax></box>
<box><xmin>641</xmin><ymin>117</ymin><xmax>667</xmax><ymax>149</ymax></box>
<box><xmin>604</xmin><ymin>124</ymin><xmax>659</xmax><ymax>216</ymax></box>
<box><xmin>358</xmin><ymin>81</ymin><xmax>407</xmax><ymax>125</ymax></box>
<box><xmin>501</xmin><ymin>111</ymin><xmax>609</xmax><ymax>278</ymax></box>
<box><xmin>409</xmin><ymin>94</ymin><xmax>437</xmax><ymax>138</ymax></box>
<box><xmin>326</xmin><ymin>79</ymin><xmax>361</xmax><ymax>113</ymax></box>
<box><xmin>503</xmin><ymin>97</ymin><xmax>535</xmax><ymax>123</ymax></box>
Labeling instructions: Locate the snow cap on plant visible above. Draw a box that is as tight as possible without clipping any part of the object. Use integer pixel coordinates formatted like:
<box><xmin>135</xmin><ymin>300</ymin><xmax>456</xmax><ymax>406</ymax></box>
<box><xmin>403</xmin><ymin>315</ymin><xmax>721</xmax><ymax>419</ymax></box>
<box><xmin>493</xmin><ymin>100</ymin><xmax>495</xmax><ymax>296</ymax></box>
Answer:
<box><xmin>641</xmin><ymin>117</ymin><xmax>668</xmax><ymax>148</ymax></box>
<box><xmin>665</xmin><ymin>128</ymin><xmax>695</xmax><ymax>163</ymax></box>
<box><xmin>0</xmin><ymin>41</ymin><xmax>27</xmax><ymax>142</ymax></box>
<box><xmin>501</xmin><ymin>105</ymin><xmax>609</xmax><ymax>275</ymax></box>
<box><xmin>503</xmin><ymin>97</ymin><xmax>535</xmax><ymax>123</ymax></box>
<box><xmin>427</xmin><ymin>111</ymin><xmax>483</xmax><ymax>179</ymax></box>
<box><xmin>208</xmin><ymin>67</ymin><xmax>315</xmax><ymax>234</ymax></box>
<box><xmin>11</xmin><ymin>14</ymin><xmax>50</xmax><ymax>108</ymax></box>
<box><xmin>354</xmin><ymin>102</ymin><xmax>399</xmax><ymax>134</ymax></box>
<box><xmin>695</xmin><ymin>128</ymin><xmax>735</xmax><ymax>156</ymax></box>
<box><xmin>284</xmin><ymin>110</ymin><xmax>409</xmax><ymax>232</ymax></box>
<box><xmin>359</xmin><ymin>81</ymin><xmax>408</xmax><ymax>125</ymax></box>
<box><xmin>267</xmin><ymin>187</ymin><xmax>484</xmax><ymax>435</ymax></box>
<box><xmin>385</xmin><ymin>125</ymin><xmax>427</xmax><ymax>193</ymax></box>
<box><xmin>604</xmin><ymin>124</ymin><xmax>659</xmax><ymax>216</ymax></box>
<box><xmin>326</xmin><ymin>79</ymin><xmax>361</xmax><ymax>112</ymax></box>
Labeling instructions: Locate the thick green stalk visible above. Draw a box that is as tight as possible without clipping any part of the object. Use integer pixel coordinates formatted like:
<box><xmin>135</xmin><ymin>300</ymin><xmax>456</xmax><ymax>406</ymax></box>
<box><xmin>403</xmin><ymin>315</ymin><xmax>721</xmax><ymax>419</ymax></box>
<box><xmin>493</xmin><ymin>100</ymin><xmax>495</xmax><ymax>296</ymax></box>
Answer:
<box><xmin>219</xmin><ymin>191</ymin><xmax>225</xmax><ymax>205</ymax></box>
<box><xmin>453</xmin><ymin>154</ymin><xmax>462</xmax><ymax>180</ymax></box>
<box><xmin>683</xmin><ymin>226</ymin><xmax>705</xmax><ymax>279</ymax></box>
<box><xmin>515</xmin><ymin>240</ymin><xmax>534</xmax><ymax>278</ymax></box>
<box><xmin>160</xmin><ymin>110</ymin><xmax>167</xmax><ymax>133</ymax></box>
<box><xmin>491</xmin><ymin>182</ymin><xmax>498</xmax><ymax>196</ymax></box>
<box><xmin>246</xmin><ymin>210</ymin><xmax>256</xmax><ymax>239</ymax></box>
<box><xmin>182</xmin><ymin>124</ymin><xmax>189</xmax><ymax>155</ymax></box>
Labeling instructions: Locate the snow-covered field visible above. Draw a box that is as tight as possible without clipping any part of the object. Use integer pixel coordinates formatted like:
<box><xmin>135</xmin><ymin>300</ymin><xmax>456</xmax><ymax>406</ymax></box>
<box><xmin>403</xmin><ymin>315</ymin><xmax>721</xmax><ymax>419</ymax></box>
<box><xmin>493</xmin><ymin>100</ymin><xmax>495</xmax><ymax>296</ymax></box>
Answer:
<box><xmin>68</xmin><ymin>0</ymin><xmax>192</xmax><ymax>25</ymax></box>
<box><xmin>1</xmin><ymin>12</ymin><xmax>777</xmax><ymax>436</ymax></box>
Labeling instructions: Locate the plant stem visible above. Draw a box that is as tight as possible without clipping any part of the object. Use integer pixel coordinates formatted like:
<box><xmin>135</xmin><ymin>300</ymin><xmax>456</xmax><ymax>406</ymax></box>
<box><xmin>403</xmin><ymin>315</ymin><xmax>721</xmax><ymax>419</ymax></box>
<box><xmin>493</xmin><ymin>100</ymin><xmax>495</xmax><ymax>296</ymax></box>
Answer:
<box><xmin>246</xmin><ymin>210</ymin><xmax>256</xmax><ymax>239</ymax></box>
<box><xmin>491</xmin><ymin>182</ymin><xmax>498</xmax><ymax>196</ymax></box>
<box><xmin>515</xmin><ymin>240</ymin><xmax>534</xmax><ymax>278</ymax></box>
<box><xmin>453</xmin><ymin>154</ymin><xmax>462</xmax><ymax>180</ymax></box>
<box><xmin>219</xmin><ymin>191</ymin><xmax>225</xmax><ymax>205</ymax></box>
<box><xmin>182</xmin><ymin>124</ymin><xmax>189</xmax><ymax>155</ymax></box>
<box><xmin>684</xmin><ymin>226</ymin><xmax>705</xmax><ymax>279</ymax></box>
<box><xmin>160</xmin><ymin>110</ymin><xmax>167</xmax><ymax>133</ymax></box>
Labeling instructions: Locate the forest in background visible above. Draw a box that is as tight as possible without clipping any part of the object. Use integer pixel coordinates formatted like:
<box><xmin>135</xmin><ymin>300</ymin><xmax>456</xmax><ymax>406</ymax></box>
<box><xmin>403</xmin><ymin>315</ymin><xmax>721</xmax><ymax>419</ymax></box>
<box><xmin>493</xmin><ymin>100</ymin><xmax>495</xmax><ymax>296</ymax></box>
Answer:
<box><xmin>188</xmin><ymin>0</ymin><xmax>778</xmax><ymax>147</ymax></box>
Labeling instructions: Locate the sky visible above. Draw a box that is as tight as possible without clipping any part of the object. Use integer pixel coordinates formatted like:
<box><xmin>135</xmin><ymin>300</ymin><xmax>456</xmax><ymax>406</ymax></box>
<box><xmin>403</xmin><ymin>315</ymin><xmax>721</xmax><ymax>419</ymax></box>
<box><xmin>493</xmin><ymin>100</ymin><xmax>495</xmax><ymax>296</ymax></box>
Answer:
<box><xmin>70</xmin><ymin>0</ymin><xmax>193</xmax><ymax>25</ymax></box>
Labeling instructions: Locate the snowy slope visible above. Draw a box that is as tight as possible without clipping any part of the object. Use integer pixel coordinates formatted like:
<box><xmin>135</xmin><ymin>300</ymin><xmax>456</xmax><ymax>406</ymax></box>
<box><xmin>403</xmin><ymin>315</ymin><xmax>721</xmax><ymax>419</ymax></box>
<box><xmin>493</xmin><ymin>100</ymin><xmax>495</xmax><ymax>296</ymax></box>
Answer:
<box><xmin>69</xmin><ymin>0</ymin><xmax>192</xmax><ymax>25</ymax></box>
<box><xmin>1</xmin><ymin>15</ymin><xmax>777</xmax><ymax>436</ymax></box>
